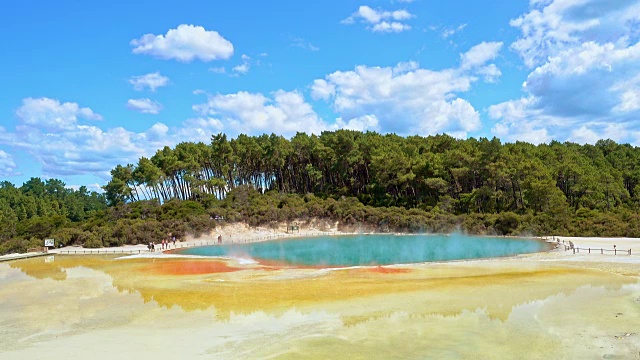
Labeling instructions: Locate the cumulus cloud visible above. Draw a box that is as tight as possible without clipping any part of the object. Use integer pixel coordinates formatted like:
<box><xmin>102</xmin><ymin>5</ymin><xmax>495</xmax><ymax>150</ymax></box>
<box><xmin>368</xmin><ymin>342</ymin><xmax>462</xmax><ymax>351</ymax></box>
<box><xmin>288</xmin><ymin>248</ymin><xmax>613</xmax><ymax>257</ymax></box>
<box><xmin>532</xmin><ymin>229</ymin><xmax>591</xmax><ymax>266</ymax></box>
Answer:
<box><xmin>232</xmin><ymin>63</ymin><xmax>249</xmax><ymax>75</ymax></box>
<box><xmin>178</xmin><ymin>117</ymin><xmax>224</xmax><ymax>140</ymax></box>
<box><xmin>0</xmin><ymin>97</ymin><xmax>231</xmax><ymax>179</ymax></box>
<box><xmin>193</xmin><ymin>90</ymin><xmax>327</xmax><ymax>136</ymax></box>
<box><xmin>231</xmin><ymin>54</ymin><xmax>251</xmax><ymax>75</ymax></box>
<box><xmin>128</xmin><ymin>72</ymin><xmax>169</xmax><ymax>92</ymax></box>
<box><xmin>460</xmin><ymin>42</ymin><xmax>503</xmax><ymax>69</ymax></box>
<box><xmin>331</xmin><ymin>114</ymin><xmax>380</xmax><ymax>132</ymax></box>
<box><xmin>489</xmin><ymin>0</ymin><xmax>640</xmax><ymax>145</ymax></box>
<box><xmin>127</xmin><ymin>98</ymin><xmax>163</xmax><ymax>114</ymax></box>
<box><xmin>510</xmin><ymin>0</ymin><xmax>640</xmax><ymax>68</ymax></box>
<box><xmin>0</xmin><ymin>150</ymin><xmax>19</xmax><ymax>177</ymax></box>
<box><xmin>131</xmin><ymin>24</ymin><xmax>234</xmax><ymax>62</ymax></box>
<box><xmin>342</xmin><ymin>5</ymin><xmax>414</xmax><ymax>33</ymax></box>
<box><xmin>310</xmin><ymin>79</ymin><xmax>336</xmax><ymax>101</ymax></box>
<box><xmin>310</xmin><ymin>43</ymin><xmax>503</xmax><ymax>137</ymax></box>
<box><xmin>15</xmin><ymin>97</ymin><xmax>102</xmax><ymax>132</ymax></box>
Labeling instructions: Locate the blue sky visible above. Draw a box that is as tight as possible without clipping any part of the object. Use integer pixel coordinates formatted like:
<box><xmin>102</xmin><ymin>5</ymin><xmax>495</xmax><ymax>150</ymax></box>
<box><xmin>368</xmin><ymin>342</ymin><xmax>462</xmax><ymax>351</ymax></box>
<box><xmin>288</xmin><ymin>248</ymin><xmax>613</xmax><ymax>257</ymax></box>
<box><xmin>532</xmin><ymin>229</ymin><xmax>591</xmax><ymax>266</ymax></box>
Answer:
<box><xmin>1</xmin><ymin>0</ymin><xmax>640</xmax><ymax>189</ymax></box>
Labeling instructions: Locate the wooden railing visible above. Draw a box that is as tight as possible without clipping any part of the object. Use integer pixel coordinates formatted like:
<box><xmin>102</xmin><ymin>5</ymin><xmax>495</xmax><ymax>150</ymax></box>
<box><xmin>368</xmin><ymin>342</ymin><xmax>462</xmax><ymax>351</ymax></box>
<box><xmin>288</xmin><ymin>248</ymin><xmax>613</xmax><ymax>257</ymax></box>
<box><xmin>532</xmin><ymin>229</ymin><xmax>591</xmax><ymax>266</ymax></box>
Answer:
<box><xmin>562</xmin><ymin>245</ymin><xmax>631</xmax><ymax>255</ymax></box>
<box><xmin>55</xmin><ymin>231</ymin><xmax>338</xmax><ymax>255</ymax></box>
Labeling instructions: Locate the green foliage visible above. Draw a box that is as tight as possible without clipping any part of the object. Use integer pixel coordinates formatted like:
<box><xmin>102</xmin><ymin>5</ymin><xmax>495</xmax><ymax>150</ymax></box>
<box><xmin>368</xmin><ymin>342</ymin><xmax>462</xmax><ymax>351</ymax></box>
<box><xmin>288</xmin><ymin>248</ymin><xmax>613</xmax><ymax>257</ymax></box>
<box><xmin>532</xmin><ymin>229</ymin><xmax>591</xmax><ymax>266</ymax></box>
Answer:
<box><xmin>96</xmin><ymin>131</ymin><xmax>640</xmax><ymax>219</ymax></box>
<box><xmin>4</xmin><ymin>132</ymin><xmax>640</xmax><ymax>255</ymax></box>
<box><xmin>494</xmin><ymin>212</ymin><xmax>521</xmax><ymax>235</ymax></box>
<box><xmin>0</xmin><ymin>179</ymin><xmax>108</xmax><ymax>253</ymax></box>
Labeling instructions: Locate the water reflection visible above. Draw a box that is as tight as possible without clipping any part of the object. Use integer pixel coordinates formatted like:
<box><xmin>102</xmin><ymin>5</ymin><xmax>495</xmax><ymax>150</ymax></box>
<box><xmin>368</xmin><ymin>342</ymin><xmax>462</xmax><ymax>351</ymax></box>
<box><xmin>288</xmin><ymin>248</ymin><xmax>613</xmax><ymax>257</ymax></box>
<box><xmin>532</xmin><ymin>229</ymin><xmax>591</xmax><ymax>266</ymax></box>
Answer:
<box><xmin>9</xmin><ymin>256</ymin><xmax>67</xmax><ymax>281</ymax></box>
<box><xmin>1</xmin><ymin>256</ymin><xmax>639</xmax><ymax>359</ymax></box>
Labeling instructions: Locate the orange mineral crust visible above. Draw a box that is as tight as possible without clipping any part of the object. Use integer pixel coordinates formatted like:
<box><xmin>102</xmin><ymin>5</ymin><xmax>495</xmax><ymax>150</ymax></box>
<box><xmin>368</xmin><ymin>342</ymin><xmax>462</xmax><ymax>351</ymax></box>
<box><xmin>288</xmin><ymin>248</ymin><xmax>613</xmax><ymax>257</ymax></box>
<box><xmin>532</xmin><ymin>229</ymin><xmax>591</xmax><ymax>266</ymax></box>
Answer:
<box><xmin>141</xmin><ymin>259</ymin><xmax>242</xmax><ymax>275</ymax></box>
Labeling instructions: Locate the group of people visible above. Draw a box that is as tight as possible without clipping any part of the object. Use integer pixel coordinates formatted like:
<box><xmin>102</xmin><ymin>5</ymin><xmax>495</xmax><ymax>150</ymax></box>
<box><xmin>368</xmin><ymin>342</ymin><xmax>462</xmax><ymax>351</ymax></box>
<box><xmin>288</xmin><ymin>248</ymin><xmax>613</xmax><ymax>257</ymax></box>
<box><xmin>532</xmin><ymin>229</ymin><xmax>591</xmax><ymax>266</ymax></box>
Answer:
<box><xmin>147</xmin><ymin>234</ymin><xmax>178</xmax><ymax>252</ymax></box>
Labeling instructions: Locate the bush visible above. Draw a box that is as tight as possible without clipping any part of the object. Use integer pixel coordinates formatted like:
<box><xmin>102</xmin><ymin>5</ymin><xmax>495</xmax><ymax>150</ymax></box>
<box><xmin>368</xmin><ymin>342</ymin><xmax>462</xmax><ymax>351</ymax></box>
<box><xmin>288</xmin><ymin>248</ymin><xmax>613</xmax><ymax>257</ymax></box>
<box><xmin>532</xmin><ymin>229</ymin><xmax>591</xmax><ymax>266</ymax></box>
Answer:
<box><xmin>494</xmin><ymin>212</ymin><xmax>520</xmax><ymax>235</ymax></box>
<box><xmin>84</xmin><ymin>236</ymin><xmax>104</xmax><ymax>248</ymax></box>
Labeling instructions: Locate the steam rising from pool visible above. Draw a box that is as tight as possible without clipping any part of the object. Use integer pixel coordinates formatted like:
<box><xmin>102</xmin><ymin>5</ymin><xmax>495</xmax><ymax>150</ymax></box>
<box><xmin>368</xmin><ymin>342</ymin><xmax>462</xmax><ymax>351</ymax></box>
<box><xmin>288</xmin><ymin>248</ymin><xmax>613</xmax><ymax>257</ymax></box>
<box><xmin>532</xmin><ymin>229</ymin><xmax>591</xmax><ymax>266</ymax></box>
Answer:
<box><xmin>175</xmin><ymin>234</ymin><xmax>550</xmax><ymax>267</ymax></box>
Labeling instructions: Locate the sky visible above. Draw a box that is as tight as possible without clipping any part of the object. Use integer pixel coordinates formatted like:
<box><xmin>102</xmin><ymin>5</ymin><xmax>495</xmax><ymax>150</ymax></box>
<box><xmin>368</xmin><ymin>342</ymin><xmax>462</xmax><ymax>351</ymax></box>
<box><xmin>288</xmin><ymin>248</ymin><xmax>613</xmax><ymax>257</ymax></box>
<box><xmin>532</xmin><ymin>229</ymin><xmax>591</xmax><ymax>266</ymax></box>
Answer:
<box><xmin>1</xmin><ymin>0</ymin><xmax>640</xmax><ymax>190</ymax></box>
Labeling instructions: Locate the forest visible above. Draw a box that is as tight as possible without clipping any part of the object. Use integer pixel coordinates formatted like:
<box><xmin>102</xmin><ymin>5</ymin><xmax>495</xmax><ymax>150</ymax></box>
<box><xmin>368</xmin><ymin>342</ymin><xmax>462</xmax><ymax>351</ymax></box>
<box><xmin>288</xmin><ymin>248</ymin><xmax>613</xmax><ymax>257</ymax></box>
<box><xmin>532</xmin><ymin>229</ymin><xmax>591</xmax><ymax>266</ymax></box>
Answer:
<box><xmin>2</xmin><ymin>130</ymin><xmax>640</xmax><ymax>254</ymax></box>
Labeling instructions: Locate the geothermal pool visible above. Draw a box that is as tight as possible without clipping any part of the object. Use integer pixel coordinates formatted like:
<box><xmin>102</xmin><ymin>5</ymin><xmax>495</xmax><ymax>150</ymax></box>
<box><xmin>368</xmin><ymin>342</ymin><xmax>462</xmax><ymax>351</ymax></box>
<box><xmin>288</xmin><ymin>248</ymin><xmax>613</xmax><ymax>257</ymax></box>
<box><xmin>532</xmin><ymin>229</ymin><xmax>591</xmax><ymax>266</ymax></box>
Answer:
<box><xmin>175</xmin><ymin>234</ymin><xmax>550</xmax><ymax>266</ymax></box>
<box><xmin>1</xmin><ymin>239</ymin><xmax>638</xmax><ymax>359</ymax></box>
<box><xmin>0</xmin><ymin>235</ymin><xmax>640</xmax><ymax>360</ymax></box>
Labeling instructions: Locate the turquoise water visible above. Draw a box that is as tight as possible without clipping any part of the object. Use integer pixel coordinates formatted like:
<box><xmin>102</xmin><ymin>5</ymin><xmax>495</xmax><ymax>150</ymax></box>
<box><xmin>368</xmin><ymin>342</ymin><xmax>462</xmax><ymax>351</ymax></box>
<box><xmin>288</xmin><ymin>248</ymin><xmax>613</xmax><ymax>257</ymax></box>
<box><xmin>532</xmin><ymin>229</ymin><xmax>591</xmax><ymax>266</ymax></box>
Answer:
<box><xmin>175</xmin><ymin>234</ymin><xmax>550</xmax><ymax>267</ymax></box>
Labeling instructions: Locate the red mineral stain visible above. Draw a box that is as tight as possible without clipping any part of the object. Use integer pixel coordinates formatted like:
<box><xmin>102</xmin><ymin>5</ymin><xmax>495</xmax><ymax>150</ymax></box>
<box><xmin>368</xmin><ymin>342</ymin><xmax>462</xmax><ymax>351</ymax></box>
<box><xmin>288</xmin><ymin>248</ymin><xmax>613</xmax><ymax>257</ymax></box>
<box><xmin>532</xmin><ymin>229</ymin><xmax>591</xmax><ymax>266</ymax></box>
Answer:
<box><xmin>365</xmin><ymin>266</ymin><xmax>411</xmax><ymax>274</ymax></box>
<box><xmin>145</xmin><ymin>260</ymin><xmax>241</xmax><ymax>275</ymax></box>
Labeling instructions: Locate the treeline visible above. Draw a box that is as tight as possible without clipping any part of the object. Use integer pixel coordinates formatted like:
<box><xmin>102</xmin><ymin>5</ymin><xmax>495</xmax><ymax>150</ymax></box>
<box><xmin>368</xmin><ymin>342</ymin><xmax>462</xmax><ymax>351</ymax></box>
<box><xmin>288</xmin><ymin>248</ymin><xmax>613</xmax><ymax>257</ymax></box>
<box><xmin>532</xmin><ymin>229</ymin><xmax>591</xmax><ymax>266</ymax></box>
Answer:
<box><xmin>3</xmin><ymin>131</ymin><xmax>640</xmax><ymax>254</ymax></box>
<box><xmin>105</xmin><ymin>131</ymin><xmax>640</xmax><ymax>214</ymax></box>
<box><xmin>0</xmin><ymin>178</ymin><xmax>107</xmax><ymax>253</ymax></box>
<box><xmin>2</xmin><ymin>180</ymin><xmax>640</xmax><ymax>255</ymax></box>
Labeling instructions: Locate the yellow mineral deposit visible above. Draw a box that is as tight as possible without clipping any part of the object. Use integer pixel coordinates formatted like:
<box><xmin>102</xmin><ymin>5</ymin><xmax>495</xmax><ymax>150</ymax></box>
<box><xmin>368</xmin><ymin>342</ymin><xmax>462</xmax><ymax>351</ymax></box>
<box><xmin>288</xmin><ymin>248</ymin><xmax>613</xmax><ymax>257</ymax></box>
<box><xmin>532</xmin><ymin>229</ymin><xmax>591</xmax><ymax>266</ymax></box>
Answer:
<box><xmin>0</xmin><ymin>254</ymin><xmax>639</xmax><ymax>359</ymax></box>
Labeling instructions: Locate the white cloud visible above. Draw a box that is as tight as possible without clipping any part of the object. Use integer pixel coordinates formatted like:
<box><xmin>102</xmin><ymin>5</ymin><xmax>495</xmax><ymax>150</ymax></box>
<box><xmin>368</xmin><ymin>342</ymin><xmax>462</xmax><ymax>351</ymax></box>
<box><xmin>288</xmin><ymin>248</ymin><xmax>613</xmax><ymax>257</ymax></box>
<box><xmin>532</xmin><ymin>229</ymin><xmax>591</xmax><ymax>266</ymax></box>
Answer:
<box><xmin>441</xmin><ymin>24</ymin><xmax>467</xmax><ymax>38</ymax></box>
<box><xmin>231</xmin><ymin>54</ymin><xmax>251</xmax><ymax>75</ymax></box>
<box><xmin>0</xmin><ymin>97</ymin><xmax>234</xmax><ymax>179</ymax></box>
<box><xmin>127</xmin><ymin>98</ymin><xmax>163</xmax><ymax>114</ymax></box>
<box><xmin>192</xmin><ymin>90</ymin><xmax>386</xmax><ymax>136</ymax></box>
<box><xmin>372</xmin><ymin>21</ymin><xmax>411</xmax><ymax>33</ymax></box>
<box><xmin>15</xmin><ymin>97</ymin><xmax>102</xmax><ymax>132</ymax></box>
<box><xmin>331</xmin><ymin>114</ymin><xmax>380</xmax><ymax>132</ymax></box>
<box><xmin>211</xmin><ymin>54</ymin><xmax>253</xmax><ymax>76</ymax></box>
<box><xmin>460</xmin><ymin>42</ymin><xmax>503</xmax><ymax>69</ymax></box>
<box><xmin>178</xmin><ymin>117</ymin><xmax>225</xmax><ymax>139</ymax></box>
<box><xmin>311</xmin><ymin>43</ymin><xmax>502</xmax><ymax>137</ymax></box>
<box><xmin>490</xmin><ymin>0</ymin><xmax>640</xmax><ymax>145</ymax></box>
<box><xmin>0</xmin><ymin>150</ymin><xmax>19</xmax><ymax>177</ymax></box>
<box><xmin>128</xmin><ymin>72</ymin><xmax>169</xmax><ymax>92</ymax></box>
<box><xmin>232</xmin><ymin>64</ymin><xmax>249</xmax><ymax>74</ymax></box>
<box><xmin>342</xmin><ymin>5</ymin><xmax>414</xmax><ymax>33</ymax></box>
<box><xmin>310</xmin><ymin>79</ymin><xmax>336</xmax><ymax>100</ymax></box>
<box><xmin>291</xmin><ymin>37</ymin><xmax>320</xmax><ymax>51</ymax></box>
<box><xmin>193</xmin><ymin>90</ymin><xmax>327</xmax><ymax>136</ymax></box>
<box><xmin>131</xmin><ymin>24</ymin><xmax>234</xmax><ymax>62</ymax></box>
<box><xmin>393</xmin><ymin>61</ymin><xmax>420</xmax><ymax>75</ymax></box>
<box><xmin>477</xmin><ymin>64</ymin><xmax>502</xmax><ymax>83</ymax></box>
<box><xmin>510</xmin><ymin>0</ymin><xmax>640</xmax><ymax>68</ymax></box>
